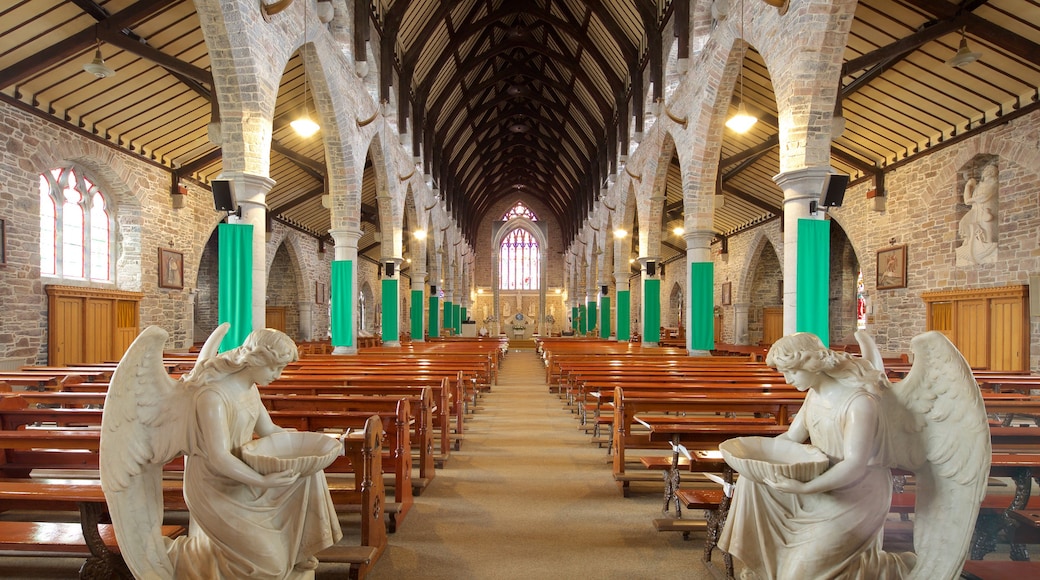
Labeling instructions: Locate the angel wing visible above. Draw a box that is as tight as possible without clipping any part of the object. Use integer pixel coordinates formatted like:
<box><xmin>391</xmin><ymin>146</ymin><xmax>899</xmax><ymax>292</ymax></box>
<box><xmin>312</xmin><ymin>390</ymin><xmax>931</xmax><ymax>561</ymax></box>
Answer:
<box><xmin>858</xmin><ymin>330</ymin><xmax>990</xmax><ymax>580</ymax></box>
<box><xmin>100</xmin><ymin>325</ymin><xmax>202</xmax><ymax>579</ymax></box>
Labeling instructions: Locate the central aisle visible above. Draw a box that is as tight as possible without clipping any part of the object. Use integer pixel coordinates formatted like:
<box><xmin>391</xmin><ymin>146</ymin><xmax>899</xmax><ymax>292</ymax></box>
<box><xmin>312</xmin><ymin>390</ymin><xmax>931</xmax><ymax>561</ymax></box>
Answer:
<box><xmin>358</xmin><ymin>348</ymin><xmax>715</xmax><ymax>580</ymax></box>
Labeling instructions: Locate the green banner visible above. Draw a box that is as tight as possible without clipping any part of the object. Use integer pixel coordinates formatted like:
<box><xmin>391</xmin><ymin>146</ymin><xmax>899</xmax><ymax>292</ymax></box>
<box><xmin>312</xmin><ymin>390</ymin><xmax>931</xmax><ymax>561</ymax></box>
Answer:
<box><xmin>571</xmin><ymin>306</ymin><xmax>579</xmax><ymax>331</ymax></box>
<box><xmin>587</xmin><ymin>301</ymin><xmax>597</xmax><ymax>333</ymax></box>
<box><xmin>453</xmin><ymin>304</ymin><xmax>461</xmax><ymax>334</ymax></box>
<box><xmin>645</xmin><ymin>278</ymin><xmax>661</xmax><ymax>342</ymax></box>
<box><xmin>616</xmin><ymin>290</ymin><xmax>630</xmax><ymax>341</ymax></box>
<box><xmin>411</xmin><ymin>290</ymin><xmax>424</xmax><ymax>339</ymax></box>
<box><xmin>331</xmin><ymin>260</ymin><xmax>354</xmax><ymax>348</ymax></box>
<box><xmin>443</xmin><ymin>301</ymin><xmax>452</xmax><ymax>333</ymax></box>
<box><xmin>797</xmin><ymin>218</ymin><xmax>831</xmax><ymax>346</ymax></box>
<box><xmin>381</xmin><ymin>278</ymin><xmax>398</xmax><ymax>342</ymax></box>
<box><xmin>461</xmin><ymin>307</ymin><xmax>467</xmax><ymax>325</ymax></box>
<box><xmin>428</xmin><ymin>296</ymin><xmax>439</xmax><ymax>338</ymax></box>
<box><xmin>600</xmin><ymin>296</ymin><xmax>611</xmax><ymax>338</ymax></box>
<box><xmin>690</xmin><ymin>262</ymin><xmax>714</xmax><ymax>351</ymax></box>
<box><xmin>578</xmin><ymin>305</ymin><xmax>587</xmax><ymax>334</ymax></box>
<box><xmin>218</xmin><ymin>223</ymin><xmax>253</xmax><ymax>351</ymax></box>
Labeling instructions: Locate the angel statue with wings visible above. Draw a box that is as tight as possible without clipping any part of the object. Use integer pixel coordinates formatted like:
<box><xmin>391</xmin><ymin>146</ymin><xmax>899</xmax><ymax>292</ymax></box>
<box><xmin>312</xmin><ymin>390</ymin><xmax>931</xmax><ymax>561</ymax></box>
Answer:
<box><xmin>717</xmin><ymin>331</ymin><xmax>991</xmax><ymax>580</ymax></box>
<box><xmin>100</xmin><ymin>324</ymin><xmax>342</xmax><ymax>579</ymax></box>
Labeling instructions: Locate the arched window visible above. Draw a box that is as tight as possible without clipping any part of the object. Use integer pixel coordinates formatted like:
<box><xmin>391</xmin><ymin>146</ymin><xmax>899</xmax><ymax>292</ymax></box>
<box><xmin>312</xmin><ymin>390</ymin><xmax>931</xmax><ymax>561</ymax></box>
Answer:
<box><xmin>499</xmin><ymin>202</ymin><xmax>541</xmax><ymax>291</ymax></box>
<box><xmin>39</xmin><ymin>167</ymin><xmax>113</xmax><ymax>282</ymax></box>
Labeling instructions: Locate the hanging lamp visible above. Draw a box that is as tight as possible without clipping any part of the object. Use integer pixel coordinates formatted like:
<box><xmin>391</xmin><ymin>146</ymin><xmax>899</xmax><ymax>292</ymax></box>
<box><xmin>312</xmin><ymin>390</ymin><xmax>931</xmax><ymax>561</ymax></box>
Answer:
<box><xmin>725</xmin><ymin>0</ymin><xmax>757</xmax><ymax>133</ymax></box>
<box><xmin>83</xmin><ymin>39</ymin><xmax>116</xmax><ymax>79</ymax></box>
<box><xmin>291</xmin><ymin>1</ymin><xmax>320</xmax><ymax>137</ymax></box>
<box><xmin>946</xmin><ymin>29</ymin><xmax>982</xmax><ymax>68</ymax></box>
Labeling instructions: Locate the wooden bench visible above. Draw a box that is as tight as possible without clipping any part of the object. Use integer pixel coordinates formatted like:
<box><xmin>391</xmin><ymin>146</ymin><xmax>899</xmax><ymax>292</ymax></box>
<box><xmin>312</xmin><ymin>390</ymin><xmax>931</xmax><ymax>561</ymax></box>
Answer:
<box><xmin>0</xmin><ymin>415</ymin><xmax>388</xmax><ymax>579</ymax></box>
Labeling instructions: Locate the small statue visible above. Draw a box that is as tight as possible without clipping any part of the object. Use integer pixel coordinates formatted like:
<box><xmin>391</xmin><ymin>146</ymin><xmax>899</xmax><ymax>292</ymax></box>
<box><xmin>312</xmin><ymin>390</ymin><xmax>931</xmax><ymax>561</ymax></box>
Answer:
<box><xmin>956</xmin><ymin>162</ymin><xmax>999</xmax><ymax>265</ymax></box>
<box><xmin>718</xmin><ymin>331</ymin><xmax>990</xmax><ymax>579</ymax></box>
<box><xmin>100</xmin><ymin>323</ymin><xmax>342</xmax><ymax>579</ymax></box>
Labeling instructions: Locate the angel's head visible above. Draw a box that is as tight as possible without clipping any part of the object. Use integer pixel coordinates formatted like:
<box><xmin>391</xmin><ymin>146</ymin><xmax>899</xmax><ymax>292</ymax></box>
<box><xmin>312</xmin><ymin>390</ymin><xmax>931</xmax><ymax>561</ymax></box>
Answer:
<box><xmin>767</xmin><ymin>332</ymin><xmax>885</xmax><ymax>393</ymax></box>
<box><xmin>188</xmin><ymin>328</ymin><xmax>299</xmax><ymax>388</ymax></box>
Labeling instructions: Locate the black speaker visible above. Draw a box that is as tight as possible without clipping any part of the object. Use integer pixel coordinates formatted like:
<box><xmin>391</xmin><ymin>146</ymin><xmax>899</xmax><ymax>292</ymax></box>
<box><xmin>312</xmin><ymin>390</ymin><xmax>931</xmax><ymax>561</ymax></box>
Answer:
<box><xmin>821</xmin><ymin>173</ymin><xmax>850</xmax><ymax>207</ymax></box>
<box><xmin>430</xmin><ymin>285</ymin><xmax>437</xmax><ymax>294</ymax></box>
<box><xmin>385</xmin><ymin>262</ymin><xmax>395</xmax><ymax>277</ymax></box>
<box><xmin>212</xmin><ymin>179</ymin><xmax>236</xmax><ymax>212</ymax></box>
<box><xmin>646</xmin><ymin>261</ymin><xmax>656</xmax><ymax>277</ymax></box>
<box><xmin>601</xmin><ymin>285</ymin><xmax>608</xmax><ymax>295</ymax></box>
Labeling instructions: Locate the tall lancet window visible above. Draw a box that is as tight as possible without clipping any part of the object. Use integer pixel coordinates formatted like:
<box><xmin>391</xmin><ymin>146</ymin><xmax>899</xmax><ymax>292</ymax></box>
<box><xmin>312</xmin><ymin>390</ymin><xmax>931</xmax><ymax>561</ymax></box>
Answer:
<box><xmin>39</xmin><ymin>166</ymin><xmax>113</xmax><ymax>282</ymax></box>
<box><xmin>500</xmin><ymin>202</ymin><xmax>540</xmax><ymax>290</ymax></box>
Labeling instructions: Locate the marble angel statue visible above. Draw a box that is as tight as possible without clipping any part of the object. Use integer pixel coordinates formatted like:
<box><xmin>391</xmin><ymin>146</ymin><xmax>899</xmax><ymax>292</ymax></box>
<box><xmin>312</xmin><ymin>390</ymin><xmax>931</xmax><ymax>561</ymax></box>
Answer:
<box><xmin>718</xmin><ymin>330</ymin><xmax>990</xmax><ymax>579</ymax></box>
<box><xmin>100</xmin><ymin>324</ymin><xmax>342</xmax><ymax>579</ymax></box>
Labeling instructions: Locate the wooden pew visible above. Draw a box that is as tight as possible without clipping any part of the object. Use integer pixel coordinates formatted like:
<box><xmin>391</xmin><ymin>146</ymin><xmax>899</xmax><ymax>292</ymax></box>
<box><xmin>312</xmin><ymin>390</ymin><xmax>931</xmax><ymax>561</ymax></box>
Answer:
<box><xmin>0</xmin><ymin>400</ymin><xmax>414</xmax><ymax>532</ymax></box>
<box><xmin>0</xmin><ymin>415</ymin><xmax>388</xmax><ymax>579</ymax></box>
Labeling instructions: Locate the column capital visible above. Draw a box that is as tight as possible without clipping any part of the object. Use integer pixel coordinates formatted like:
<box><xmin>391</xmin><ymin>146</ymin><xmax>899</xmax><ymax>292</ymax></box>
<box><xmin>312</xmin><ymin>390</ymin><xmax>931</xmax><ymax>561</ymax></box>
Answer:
<box><xmin>683</xmin><ymin>230</ymin><xmax>714</xmax><ymax>249</ymax></box>
<box><xmin>329</xmin><ymin>227</ymin><xmax>363</xmax><ymax>247</ymax></box>
<box><xmin>773</xmin><ymin>166</ymin><xmax>832</xmax><ymax>202</ymax></box>
<box><xmin>220</xmin><ymin>172</ymin><xmax>277</xmax><ymax>206</ymax></box>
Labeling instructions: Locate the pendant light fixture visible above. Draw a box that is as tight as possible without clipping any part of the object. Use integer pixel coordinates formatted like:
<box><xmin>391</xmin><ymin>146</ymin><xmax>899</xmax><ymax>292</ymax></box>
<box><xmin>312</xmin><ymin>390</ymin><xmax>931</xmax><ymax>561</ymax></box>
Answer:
<box><xmin>946</xmin><ymin>28</ymin><xmax>982</xmax><ymax>68</ymax></box>
<box><xmin>83</xmin><ymin>38</ymin><xmax>116</xmax><ymax>79</ymax></box>
<box><xmin>725</xmin><ymin>0</ymin><xmax>757</xmax><ymax>133</ymax></box>
<box><xmin>291</xmin><ymin>1</ymin><xmax>320</xmax><ymax>138</ymax></box>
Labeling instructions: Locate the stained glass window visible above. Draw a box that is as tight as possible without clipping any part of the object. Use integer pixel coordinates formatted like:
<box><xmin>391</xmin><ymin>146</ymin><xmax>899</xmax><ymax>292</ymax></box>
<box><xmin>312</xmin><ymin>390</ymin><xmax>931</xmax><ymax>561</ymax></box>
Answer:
<box><xmin>39</xmin><ymin>167</ymin><xmax>113</xmax><ymax>282</ymax></box>
<box><xmin>499</xmin><ymin>202</ymin><xmax>540</xmax><ymax>290</ymax></box>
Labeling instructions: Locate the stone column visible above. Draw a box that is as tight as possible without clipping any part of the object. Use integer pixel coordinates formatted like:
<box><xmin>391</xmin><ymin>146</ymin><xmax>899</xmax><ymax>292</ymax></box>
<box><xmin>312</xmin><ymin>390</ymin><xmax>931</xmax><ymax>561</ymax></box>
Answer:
<box><xmin>733</xmin><ymin>302</ymin><xmax>750</xmax><ymax>345</ymax></box>
<box><xmin>685</xmin><ymin>230</ymin><xmax>714</xmax><ymax>355</ymax></box>
<box><xmin>226</xmin><ymin>172</ymin><xmax>276</xmax><ymax>331</ymax></box>
<box><xmin>774</xmin><ymin>167</ymin><xmax>831</xmax><ymax>336</ymax></box>
<box><xmin>297</xmin><ymin>300</ymin><xmax>314</xmax><ymax>341</ymax></box>
<box><xmin>330</xmin><ymin>227</ymin><xmax>362</xmax><ymax>354</ymax></box>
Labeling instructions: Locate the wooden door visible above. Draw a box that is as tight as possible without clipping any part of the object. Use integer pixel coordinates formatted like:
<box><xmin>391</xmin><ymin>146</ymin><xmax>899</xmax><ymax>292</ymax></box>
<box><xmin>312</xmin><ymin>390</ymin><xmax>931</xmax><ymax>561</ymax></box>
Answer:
<box><xmin>51</xmin><ymin>296</ymin><xmax>84</xmax><ymax>366</ymax></box>
<box><xmin>266</xmin><ymin>307</ymin><xmax>287</xmax><ymax>332</ymax></box>
<box><xmin>990</xmin><ymin>297</ymin><xmax>1026</xmax><ymax>371</ymax></box>
<box><xmin>955</xmin><ymin>299</ymin><xmax>989</xmax><ymax>369</ymax></box>
<box><xmin>85</xmin><ymin>299</ymin><xmax>114</xmax><ymax>364</ymax></box>
<box><xmin>762</xmin><ymin>307</ymin><xmax>783</xmax><ymax>345</ymax></box>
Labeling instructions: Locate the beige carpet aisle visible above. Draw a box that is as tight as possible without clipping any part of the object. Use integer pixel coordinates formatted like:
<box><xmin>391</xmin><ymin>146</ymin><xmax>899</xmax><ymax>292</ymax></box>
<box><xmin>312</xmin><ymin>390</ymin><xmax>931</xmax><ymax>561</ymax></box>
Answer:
<box><xmin>355</xmin><ymin>348</ymin><xmax>715</xmax><ymax>580</ymax></box>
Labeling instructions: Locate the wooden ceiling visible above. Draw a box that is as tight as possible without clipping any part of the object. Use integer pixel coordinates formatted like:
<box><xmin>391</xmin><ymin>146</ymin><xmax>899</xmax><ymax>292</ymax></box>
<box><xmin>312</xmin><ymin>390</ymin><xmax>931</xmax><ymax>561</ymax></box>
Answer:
<box><xmin>1</xmin><ymin>0</ymin><xmax>1038</xmax><ymax>266</ymax></box>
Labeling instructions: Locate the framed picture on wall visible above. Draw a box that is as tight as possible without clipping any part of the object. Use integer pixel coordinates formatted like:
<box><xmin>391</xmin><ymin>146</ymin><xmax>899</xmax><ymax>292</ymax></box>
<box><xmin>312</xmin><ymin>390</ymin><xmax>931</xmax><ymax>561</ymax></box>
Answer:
<box><xmin>876</xmin><ymin>245</ymin><xmax>907</xmax><ymax>290</ymax></box>
<box><xmin>721</xmin><ymin>282</ymin><xmax>732</xmax><ymax>305</ymax></box>
<box><xmin>316</xmin><ymin>282</ymin><xmax>325</xmax><ymax>304</ymax></box>
<box><xmin>158</xmin><ymin>248</ymin><xmax>184</xmax><ymax>289</ymax></box>
<box><xmin>0</xmin><ymin>219</ymin><xmax>6</xmax><ymax>266</ymax></box>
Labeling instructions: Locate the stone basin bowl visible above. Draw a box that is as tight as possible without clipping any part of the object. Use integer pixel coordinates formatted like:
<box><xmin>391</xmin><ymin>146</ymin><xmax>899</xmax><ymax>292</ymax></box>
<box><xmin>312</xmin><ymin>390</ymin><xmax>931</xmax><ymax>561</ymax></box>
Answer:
<box><xmin>719</xmin><ymin>436</ymin><xmax>830</xmax><ymax>484</ymax></box>
<box><xmin>240</xmin><ymin>431</ymin><xmax>341</xmax><ymax>477</ymax></box>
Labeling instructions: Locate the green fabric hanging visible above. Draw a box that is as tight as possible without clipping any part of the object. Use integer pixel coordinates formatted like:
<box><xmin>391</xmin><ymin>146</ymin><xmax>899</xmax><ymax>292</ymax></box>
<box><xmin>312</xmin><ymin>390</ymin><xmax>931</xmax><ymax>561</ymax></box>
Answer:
<box><xmin>571</xmin><ymin>306</ymin><xmax>578</xmax><ymax>331</ymax></box>
<box><xmin>587</xmin><ymin>301</ymin><xmax>597</xmax><ymax>333</ymax></box>
<box><xmin>797</xmin><ymin>218</ymin><xmax>831</xmax><ymax>347</ymax></box>
<box><xmin>600</xmin><ymin>296</ymin><xmax>611</xmax><ymax>338</ymax></box>
<box><xmin>644</xmin><ymin>279</ymin><xmax>661</xmax><ymax>342</ymax></box>
<box><xmin>428</xmin><ymin>296</ymin><xmax>439</xmax><ymax>337</ymax></box>
<box><xmin>443</xmin><ymin>301</ymin><xmax>452</xmax><ymax>333</ymax></box>
<box><xmin>381</xmin><ymin>278</ymin><xmax>398</xmax><ymax>341</ymax></box>
<box><xmin>578</xmin><ymin>305</ymin><xmax>587</xmax><ymax>334</ymax></box>
<box><xmin>411</xmin><ymin>290</ymin><xmax>423</xmax><ymax>339</ymax></box>
<box><xmin>453</xmin><ymin>303</ymin><xmax>461</xmax><ymax>334</ymax></box>
<box><xmin>616</xmin><ymin>290</ymin><xmax>630</xmax><ymax>341</ymax></box>
<box><xmin>218</xmin><ymin>223</ymin><xmax>252</xmax><ymax>352</ymax></box>
<box><xmin>331</xmin><ymin>260</ymin><xmax>354</xmax><ymax>348</ymax></box>
<box><xmin>689</xmin><ymin>262</ymin><xmax>714</xmax><ymax>351</ymax></box>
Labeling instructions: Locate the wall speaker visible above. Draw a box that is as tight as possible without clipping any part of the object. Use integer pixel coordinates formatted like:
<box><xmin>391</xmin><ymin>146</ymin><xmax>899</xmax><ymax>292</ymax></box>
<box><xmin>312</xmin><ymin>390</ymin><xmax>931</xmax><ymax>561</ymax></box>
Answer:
<box><xmin>385</xmin><ymin>262</ymin><xmax>395</xmax><ymax>277</ymax></box>
<box><xmin>646</xmin><ymin>261</ymin><xmax>656</xmax><ymax>277</ymax></box>
<box><xmin>601</xmin><ymin>285</ymin><xmax>608</xmax><ymax>295</ymax></box>
<box><xmin>211</xmin><ymin>179</ymin><xmax>236</xmax><ymax>212</ymax></box>
<box><xmin>430</xmin><ymin>285</ymin><xmax>437</xmax><ymax>295</ymax></box>
<box><xmin>821</xmin><ymin>173</ymin><xmax>850</xmax><ymax>207</ymax></box>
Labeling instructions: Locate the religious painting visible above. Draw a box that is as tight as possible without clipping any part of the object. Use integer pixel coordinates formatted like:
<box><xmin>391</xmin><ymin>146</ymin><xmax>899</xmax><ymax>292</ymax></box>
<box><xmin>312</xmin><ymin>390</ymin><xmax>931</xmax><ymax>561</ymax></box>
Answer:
<box><xmin>158</xmin><ymin>248</ymin><xmax>183</xmax><ymax>289</ymax></box>
<box><xmin>721</xmin><ymin>281</ymin><xmax>732</xmax><ymax>306</ymax></box>
<box><xmin>316</xmin><ymin>281</ymin><xmax>325</xmax><ymax>304</ymax></box>
<box><xmin>0</xmin><ymin>219</ymin><xmax>6</xmax><ymax>266</ymax></box>
<box><xmin>876</xmin><ymin>245</ymin><xmax>907</xmax><ymax>290</ymax></box>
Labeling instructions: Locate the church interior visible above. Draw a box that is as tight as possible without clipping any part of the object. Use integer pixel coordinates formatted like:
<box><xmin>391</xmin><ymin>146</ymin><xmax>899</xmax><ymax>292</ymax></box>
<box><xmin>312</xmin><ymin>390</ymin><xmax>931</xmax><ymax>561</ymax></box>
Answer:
<box><xmin>0</xmin><ymin>0</ymin><xmax>1039</xmax><ymax>578</ymax></box>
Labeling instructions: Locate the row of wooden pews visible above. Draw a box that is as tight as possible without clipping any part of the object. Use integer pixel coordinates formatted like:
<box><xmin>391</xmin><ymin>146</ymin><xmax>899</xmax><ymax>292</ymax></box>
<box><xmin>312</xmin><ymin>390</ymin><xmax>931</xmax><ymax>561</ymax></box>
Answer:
<box><xmin>538</xmin><ymin>337</ymin><xmax>1040</xmax><ymax>579</ymax></box>
<box><xmin>0</xmin><ymin>338</ymin><xmax>500</xmax><ymax>578</ymax></box>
